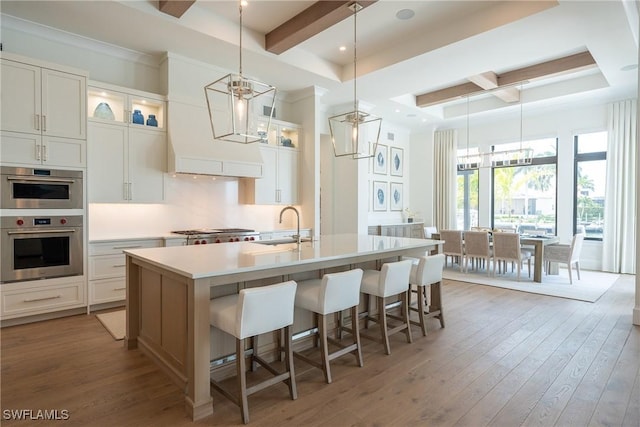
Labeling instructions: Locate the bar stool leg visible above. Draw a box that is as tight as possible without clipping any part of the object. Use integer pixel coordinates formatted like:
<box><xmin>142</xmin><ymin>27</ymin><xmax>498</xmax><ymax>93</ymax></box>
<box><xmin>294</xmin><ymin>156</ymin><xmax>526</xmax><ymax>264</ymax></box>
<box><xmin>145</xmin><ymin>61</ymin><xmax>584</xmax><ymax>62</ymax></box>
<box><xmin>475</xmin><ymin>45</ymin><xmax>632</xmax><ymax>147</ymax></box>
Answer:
<box><xmin>351</xmin><ymin>305</ymin><xmax>364</xmax><ymax>367</ymax></box>
<box><xmin>378</xmin><ymin>296</ymin><xmax>391</xmax><ymax>355</ymax></box>
<box><xmin>416</xmin><ymin>285</ymin><xmax>427</xmax><ymax>336</ymax></box>
<box><xmin>318</xmin><ymin>314</ymin><xmax>331</xmax><ymax>383</ymax></box>
<box><xmin>237</xmin><ymin>338</ymin><xmax>250</xmax><ymax>424</ymax></box>
<box><xmin>283</xmin><ymin>326</ymin><xmax>297</xmax><ymax>399</ymax></box>
<box><xmin>250</xmin><ymin>336</ymin><xmax>258</xmax><ymax>372</ymax></box>
<box><xmin>402</xmin><ymin>291</ymin><xmax>413</xmax><ymax>343</ymax></box>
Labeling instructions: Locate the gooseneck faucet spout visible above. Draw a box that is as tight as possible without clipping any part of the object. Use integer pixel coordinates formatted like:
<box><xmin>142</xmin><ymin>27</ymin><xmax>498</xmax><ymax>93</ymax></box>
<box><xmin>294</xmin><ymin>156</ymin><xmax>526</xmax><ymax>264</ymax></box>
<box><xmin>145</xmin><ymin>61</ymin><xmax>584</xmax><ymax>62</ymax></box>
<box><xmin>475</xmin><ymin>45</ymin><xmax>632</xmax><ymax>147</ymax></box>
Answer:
<box><xmin>279</xmin><ymin>206</ymin><xmax>300</xmax><ymax>244</ymax></box>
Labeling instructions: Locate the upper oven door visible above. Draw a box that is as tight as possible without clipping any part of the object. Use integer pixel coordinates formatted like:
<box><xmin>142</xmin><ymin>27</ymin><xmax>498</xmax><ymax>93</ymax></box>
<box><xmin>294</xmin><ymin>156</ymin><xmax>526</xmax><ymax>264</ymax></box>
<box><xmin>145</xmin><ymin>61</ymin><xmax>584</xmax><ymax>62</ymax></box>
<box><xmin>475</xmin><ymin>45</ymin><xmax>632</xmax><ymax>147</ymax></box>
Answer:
<box><xmin>1</xmin><ymin>222</ymin><xmax>83</xmax><ymax>283</ymax></box>
<box><xmin>1</xmin><ymin>167</ymin><xmax>83</xmax><ymax>209</ymax></box>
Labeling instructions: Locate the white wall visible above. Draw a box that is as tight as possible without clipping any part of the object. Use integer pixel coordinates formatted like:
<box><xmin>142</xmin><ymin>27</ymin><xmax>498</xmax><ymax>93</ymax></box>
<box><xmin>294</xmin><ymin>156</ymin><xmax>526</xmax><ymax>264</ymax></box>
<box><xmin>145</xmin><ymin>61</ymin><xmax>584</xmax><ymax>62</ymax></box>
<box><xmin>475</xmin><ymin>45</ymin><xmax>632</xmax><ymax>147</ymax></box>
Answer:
<box><xmin>410</xmin><ymin>102</ymin><xmax>614</xmax><ymax>270</ymax></box>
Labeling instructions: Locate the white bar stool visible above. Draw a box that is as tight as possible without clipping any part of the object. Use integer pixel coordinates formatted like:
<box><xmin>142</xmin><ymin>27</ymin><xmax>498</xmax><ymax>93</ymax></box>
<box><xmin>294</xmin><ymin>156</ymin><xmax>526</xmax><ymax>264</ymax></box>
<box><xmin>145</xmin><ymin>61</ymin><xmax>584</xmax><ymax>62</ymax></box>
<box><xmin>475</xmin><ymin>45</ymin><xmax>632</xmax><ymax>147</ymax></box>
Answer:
<box><xmin>408</xmin><ymin>254</ymin><xmax>446</xmax><ymax>336</ymax></box>
<box><xmin>293</xmin><ymin>268</ymin><xmax>364</xmax><ymax>384</ymax></box>
<box><xmin>360</xmin><ymin>259</ymin><xmax>413</xmax><ymax>355</ymax></box>
<box><xmin>209</xmin><ymin>280</ymin><xmax>298</xmax><ymax>424</ymax></box>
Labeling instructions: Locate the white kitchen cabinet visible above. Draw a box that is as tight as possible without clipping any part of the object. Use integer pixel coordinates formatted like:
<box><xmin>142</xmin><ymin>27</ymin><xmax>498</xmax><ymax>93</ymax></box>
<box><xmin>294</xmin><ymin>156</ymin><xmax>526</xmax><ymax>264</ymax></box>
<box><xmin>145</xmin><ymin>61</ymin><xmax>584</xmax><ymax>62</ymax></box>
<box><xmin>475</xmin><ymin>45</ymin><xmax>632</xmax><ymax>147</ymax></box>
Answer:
<box><xmin>0</xmin><ymin>55</ymin><xmax>87</xmax><ymax>167</ymax></box>
<box><xmin>240</xmin><ymin>145</ymin><xmax>299</xmax><ymax>205</ymax></box>
<box><xmin>88</xmin><ymin>239</ymin><xmax>162</xmax><ymax>306</ymax></box>
<box><xmin>88</xmin><ymin>119</ymin><xmax>166</xmax><ymax>203</ymax></box>
<box><xmin>0</xmin><ymin>277</ymin><xmax>86</xmax><ymax>321</ymax></box>
<box><xmin>87</xmin><ymin>83</ymin><xmax>166</xmax><ymax>203</ymax></box>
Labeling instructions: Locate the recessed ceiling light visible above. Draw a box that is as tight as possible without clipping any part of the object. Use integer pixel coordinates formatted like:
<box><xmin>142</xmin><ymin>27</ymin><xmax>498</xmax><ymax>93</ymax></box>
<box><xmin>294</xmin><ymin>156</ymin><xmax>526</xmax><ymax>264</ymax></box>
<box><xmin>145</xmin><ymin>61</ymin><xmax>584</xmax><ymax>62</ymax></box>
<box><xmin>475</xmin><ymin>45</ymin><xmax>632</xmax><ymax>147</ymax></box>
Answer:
<box><xmin>339</xmin><ymin>46</ymin><xmax>346</xmax><ymax>52</ymax></box>
<box><xmin>396</xmin><ymin>9</ymin><xmax>415</xmax><ymax>20</ymax></box>
<box><xmin>621</xmin><ymin>64</ymin><xmax>638</xmax><ymax>71</ymax></box>
<box><xmin>241</xmin><ymin>0</ymin><xmax>248</xmax><ymax>6</ymax></box>
<box><xmin>395</xmin><ymin>109</ymin><xmax>401</xmax><ymax>113</ymax></box>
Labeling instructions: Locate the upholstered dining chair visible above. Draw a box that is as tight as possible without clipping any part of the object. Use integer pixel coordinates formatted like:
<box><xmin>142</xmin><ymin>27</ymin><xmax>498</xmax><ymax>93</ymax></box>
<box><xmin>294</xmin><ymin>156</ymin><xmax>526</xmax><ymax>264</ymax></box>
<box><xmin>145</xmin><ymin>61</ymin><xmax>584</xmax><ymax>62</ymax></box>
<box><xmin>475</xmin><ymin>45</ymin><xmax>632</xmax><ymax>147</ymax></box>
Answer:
<box><xmin>544</xmin><ymin>233</ymin><xmax>585</xmax><ymax>284</ymax></box>
<box><xmin>492</xmin><ymin>232</ymin><xmax>531</xmax><ymax>281</ymax></box>
<box><xmin>209</xmin><ymin>281</ymin><xmax>298</xmax><ymax>424</ymax></box>
<box><xmin>440</xmin><ymin>230</ymin><xmax>464</xmax><ymax>271</ymax></box>
<box><xmin>462</xmin><ymin>230</ymin><xmax>491</xmax><ymax>275</ymax></box>
<box><xmin>293</xmin><ymin>268</ymin><xmax>364</xmax><ymax>384</ymax></box>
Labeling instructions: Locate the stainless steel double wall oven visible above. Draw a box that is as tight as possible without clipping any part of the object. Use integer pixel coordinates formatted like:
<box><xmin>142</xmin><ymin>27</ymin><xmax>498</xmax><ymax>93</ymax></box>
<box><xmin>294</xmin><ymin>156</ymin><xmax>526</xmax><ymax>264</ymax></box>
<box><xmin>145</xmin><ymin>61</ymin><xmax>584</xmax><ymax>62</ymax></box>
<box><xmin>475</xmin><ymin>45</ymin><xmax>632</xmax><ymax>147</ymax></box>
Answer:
<box><xmin>1</xmin><ymin>166</ymin><xmax>84</xmax><ymax>284</ymax></box>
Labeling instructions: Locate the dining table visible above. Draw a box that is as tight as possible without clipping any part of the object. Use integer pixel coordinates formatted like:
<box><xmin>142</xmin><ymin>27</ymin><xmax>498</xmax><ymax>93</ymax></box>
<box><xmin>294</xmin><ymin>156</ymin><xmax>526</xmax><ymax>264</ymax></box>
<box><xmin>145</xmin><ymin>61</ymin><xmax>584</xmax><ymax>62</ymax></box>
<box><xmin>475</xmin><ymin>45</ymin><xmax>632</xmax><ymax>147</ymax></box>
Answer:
<box><xmin>432</xmin><ymin>232</ymin><xmax>559</xmax><ymax>283</ymax></box>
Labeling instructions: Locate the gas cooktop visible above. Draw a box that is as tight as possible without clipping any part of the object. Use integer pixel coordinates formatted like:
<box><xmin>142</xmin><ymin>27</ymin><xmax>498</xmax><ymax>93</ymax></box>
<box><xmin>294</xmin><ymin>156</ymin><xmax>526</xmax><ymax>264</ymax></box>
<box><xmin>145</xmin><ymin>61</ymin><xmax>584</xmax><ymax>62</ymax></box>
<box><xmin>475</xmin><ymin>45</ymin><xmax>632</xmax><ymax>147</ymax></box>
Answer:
<box><xmin>171</xmin><ymin>228</ymin><xmax>260</xmax><ymax>245</ymax></box>
<box><xmin>171</xmin><ymin>228</ymin><xmax>255</xmax><ymax>236</ymax></box>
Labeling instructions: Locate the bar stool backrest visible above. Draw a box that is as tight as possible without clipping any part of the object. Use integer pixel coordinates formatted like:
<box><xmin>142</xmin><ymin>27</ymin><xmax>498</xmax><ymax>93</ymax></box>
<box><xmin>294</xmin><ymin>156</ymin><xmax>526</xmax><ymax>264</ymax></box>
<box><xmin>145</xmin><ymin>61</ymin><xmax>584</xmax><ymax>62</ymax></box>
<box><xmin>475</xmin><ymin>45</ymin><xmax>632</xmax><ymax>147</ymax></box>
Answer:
<box><xmin>412</xmin><ymin>254</ymin><xmax>445</xmax><ymax>286</ymax></box>
<box><xmin>237</xmin><ymin>280</ymin><xmax>297</xmax><ymax>339</ymax></box>
<box><xmin>320</xmin><ymin>269</ymin><xmax>364</xmax><ymax>314</ymax></box>
<box><xmin>378</xmin><ymin>260</ymin><xmax>413</xmax><ymax>297</ymax></box>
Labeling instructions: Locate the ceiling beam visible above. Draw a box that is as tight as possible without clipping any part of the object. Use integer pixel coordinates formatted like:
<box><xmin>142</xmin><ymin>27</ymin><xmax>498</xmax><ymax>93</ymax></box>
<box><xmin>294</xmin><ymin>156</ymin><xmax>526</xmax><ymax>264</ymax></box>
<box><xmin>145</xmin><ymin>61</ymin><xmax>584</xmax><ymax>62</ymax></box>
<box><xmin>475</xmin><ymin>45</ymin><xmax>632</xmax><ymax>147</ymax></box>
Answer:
<box><xmin>498</xmin><ymin>51</ymin><xmax>596</xmax><ymax>86</ymax></box>
<box><xmin>416</xmin><ymin>51</ymin><xmax>597</xmax><ymax>108</ymax></box>
<box><xmin>159</xmin><ymin>0</ymin><xmax>195</xmax><ymax>18</ymax></box>
<box><xmin>468</xmin><ymin>71</ymin><xmax>520</xmax><ymax>103</ymax></box>
<box><xmin>265</xmin><ymin>1</ymin><xmax>377</xmax><ymax>55</ymax></box>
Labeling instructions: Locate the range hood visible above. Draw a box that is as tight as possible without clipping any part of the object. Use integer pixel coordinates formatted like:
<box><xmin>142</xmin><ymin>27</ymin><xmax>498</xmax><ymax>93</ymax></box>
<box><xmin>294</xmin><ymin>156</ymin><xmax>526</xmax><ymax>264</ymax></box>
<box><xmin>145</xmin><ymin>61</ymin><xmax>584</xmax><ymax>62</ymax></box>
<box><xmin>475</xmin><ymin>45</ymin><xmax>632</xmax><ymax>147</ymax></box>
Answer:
<box><xmin>167</xmin><ymin>101</ymin><xmax>264</xmax><ymax>178</ymax></box>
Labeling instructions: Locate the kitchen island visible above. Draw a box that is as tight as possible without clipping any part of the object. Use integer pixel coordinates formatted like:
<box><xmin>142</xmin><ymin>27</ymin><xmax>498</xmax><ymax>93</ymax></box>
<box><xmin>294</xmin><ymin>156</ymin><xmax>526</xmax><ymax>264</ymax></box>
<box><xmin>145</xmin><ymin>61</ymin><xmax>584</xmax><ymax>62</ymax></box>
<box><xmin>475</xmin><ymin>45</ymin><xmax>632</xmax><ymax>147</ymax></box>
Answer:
<box><xmin>124</xmin><ymin>233</ymin><xmax>443</xmax><ymax>421</ymax></box>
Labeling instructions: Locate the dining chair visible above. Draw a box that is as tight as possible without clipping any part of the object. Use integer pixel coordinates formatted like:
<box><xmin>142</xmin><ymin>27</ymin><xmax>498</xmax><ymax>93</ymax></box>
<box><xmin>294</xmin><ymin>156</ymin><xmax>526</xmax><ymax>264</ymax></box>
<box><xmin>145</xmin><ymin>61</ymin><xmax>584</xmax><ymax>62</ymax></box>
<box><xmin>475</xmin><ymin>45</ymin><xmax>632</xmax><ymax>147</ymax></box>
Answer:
<box><xmin>492</xmin><ymin>232</ymin><xmax>531</xmax><ymax>281</ymax></box>
<box><xmin>440</xmin><ymin>230</ymin><xmax>464</xmax><ymax>271</ymax></box>
<box><xmin>209</xmin><ymin>281</ymin><xmax>298</xmax><ymax>424</ymax></box>
<box><xmin>462</xmin><ymin>230</ymin><xmax>491</xmax><ymax>275</ymax></box>
<box><xmin>544</xmin><ymin>233</ymin><xmax>585</xmax><ymax>284</ymax></box>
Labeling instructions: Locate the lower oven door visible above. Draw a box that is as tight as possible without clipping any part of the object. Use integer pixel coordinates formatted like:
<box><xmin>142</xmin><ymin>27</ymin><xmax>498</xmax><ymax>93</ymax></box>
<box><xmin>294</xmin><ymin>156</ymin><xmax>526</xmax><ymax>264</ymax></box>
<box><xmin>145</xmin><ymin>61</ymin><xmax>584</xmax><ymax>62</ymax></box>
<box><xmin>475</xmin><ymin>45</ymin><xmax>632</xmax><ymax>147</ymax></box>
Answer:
<box><xmin>1</xmin><ymin>226</ymin><xmax>83</xmax><ymax>283</ymax></box>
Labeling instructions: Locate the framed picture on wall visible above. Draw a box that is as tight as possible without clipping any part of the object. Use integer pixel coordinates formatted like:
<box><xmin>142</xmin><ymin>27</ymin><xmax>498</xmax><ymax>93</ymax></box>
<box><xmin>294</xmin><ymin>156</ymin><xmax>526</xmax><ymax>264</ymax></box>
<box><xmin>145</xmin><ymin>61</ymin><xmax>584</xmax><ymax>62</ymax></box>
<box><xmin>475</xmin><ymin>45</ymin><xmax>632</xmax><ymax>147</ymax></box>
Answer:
<box><xmin>373</xmin><ymin>144</ymin><xmax>387</xmax><ymax>175</ymax></box>
<box><xmin>390</xmin><ymin>147</ymin><xmax>403</xmax><ymax>176</ymax></box>
<box><xmin>373</xmin><ymin>181</ymin><xmax>388</xmax><ymax>211</ymax></box>
<box><xmin>390</xmin><ymin>182</ymin><xmax>403</xmax><ymax>211</ymax></box>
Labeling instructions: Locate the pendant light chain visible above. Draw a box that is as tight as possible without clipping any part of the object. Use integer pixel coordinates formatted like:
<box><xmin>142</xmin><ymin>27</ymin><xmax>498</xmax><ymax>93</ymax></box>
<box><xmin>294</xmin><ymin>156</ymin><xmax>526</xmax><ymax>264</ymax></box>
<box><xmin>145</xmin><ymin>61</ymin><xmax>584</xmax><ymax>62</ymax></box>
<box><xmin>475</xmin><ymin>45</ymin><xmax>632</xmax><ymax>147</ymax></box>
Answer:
<box><xmin>238</xmin><ymin>2</ymin><xmax>243</xmax><ymax>78</ymax></box>
<box><xmin>353</xmin><ymin>5</ymin><xmax>358</xmax><ymax>113</ymax></box>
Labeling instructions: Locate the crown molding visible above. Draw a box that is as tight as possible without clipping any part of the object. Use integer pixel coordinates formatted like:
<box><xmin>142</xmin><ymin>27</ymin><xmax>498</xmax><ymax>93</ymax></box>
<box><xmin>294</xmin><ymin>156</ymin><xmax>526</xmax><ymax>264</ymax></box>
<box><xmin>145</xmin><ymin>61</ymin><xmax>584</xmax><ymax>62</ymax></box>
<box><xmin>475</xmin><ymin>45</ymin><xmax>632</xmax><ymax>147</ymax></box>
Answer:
<box><xmin>1</xmin><ymin>14</ymin><xmax>160</xmax><ymax>67</ymax></box>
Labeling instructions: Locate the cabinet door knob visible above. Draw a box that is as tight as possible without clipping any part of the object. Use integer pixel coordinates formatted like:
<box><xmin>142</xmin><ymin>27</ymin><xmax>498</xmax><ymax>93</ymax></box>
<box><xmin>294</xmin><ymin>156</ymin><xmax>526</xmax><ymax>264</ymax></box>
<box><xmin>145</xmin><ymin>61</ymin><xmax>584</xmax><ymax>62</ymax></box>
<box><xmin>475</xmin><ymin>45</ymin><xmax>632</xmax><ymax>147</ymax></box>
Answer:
<box><xmin>42</xmin><ymin>115</ymin><xmax>47</xmax><ymax>132</ymax></box>
<box><xmin>35</xmin><ymin>114</ymin><xmax>40</xmax><ymax>131</ymax></box>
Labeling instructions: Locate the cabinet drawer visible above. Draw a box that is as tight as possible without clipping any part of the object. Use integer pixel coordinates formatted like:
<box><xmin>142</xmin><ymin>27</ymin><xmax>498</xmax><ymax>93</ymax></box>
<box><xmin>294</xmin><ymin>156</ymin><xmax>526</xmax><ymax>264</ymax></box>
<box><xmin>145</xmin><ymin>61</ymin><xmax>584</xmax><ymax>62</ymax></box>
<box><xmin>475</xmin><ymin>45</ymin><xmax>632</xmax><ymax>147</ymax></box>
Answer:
<box><xmin>89</xmin><ymin>254</ymin><xmax>126</xmax><ymax>280</ymax></box>
<box><xmin>90</xmin><ymin>278</ymin><xmax>126</xmax><ymax>304</ymax></box>
<box><xmin>89</xmin><ymin>239</ymin><xmax>163</xmax><ymax>256</ymax></box>
<box><xmin>1</xmin><ymin>282</ymin><xmax>85</xmax><ymax>318</ymax></box>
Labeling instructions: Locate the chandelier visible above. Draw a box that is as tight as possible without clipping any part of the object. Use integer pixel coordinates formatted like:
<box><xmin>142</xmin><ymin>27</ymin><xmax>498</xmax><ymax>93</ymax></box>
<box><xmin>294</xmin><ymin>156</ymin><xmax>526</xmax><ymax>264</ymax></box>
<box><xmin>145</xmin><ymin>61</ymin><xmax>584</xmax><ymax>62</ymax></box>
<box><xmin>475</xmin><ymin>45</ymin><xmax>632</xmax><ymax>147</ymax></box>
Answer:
<box><xmin>204</xmin><ymin>1</ymin><xmax>276</xmax><ymax>144</ymax></box>
<box><xmin>328</xmin><ymin>2</ymin><xmax>382</xmax><ymax>159</ymax></box>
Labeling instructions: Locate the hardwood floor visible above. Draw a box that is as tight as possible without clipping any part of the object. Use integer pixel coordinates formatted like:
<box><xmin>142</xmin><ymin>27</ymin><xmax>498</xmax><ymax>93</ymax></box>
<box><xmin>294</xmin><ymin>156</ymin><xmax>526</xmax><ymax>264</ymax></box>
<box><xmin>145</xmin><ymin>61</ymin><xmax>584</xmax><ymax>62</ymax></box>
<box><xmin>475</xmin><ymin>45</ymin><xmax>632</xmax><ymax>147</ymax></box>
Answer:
<box><xmin>1</xmin><ymin>275</ymin><xmax>638</xmax><ymax>426</ymax></box>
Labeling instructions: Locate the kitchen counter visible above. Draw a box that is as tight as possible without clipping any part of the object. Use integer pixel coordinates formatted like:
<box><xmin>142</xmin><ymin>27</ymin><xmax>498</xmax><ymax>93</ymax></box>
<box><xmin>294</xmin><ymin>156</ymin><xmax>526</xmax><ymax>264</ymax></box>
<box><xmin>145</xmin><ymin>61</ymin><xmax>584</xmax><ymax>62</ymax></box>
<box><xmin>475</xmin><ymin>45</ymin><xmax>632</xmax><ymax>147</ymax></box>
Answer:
<box><xmin>124</xmin><ymin>233</ymin><xmax>443</xmax><ymax>421</ymax></box>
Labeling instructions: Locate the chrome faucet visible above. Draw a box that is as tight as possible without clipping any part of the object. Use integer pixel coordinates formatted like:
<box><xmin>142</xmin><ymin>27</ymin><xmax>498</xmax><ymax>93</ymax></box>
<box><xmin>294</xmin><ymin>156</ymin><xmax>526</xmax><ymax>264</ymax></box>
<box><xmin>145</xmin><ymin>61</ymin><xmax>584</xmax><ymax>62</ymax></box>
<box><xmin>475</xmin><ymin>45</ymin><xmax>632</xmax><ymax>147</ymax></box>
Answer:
<box><xmin>279</xmin><ymin>206</ymin><xmax>300</xmax><ymax>244</ymax></box>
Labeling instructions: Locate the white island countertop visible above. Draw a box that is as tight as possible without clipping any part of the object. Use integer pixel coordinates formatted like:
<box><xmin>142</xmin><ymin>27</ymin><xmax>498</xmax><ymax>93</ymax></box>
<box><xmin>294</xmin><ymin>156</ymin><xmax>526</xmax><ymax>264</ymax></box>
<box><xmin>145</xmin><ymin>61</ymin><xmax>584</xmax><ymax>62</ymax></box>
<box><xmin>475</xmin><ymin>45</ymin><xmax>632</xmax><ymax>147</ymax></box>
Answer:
<box><xmin>125</xmin><ymin>233</ymin><xmax>443</xmax><ymax>280</ymax></box>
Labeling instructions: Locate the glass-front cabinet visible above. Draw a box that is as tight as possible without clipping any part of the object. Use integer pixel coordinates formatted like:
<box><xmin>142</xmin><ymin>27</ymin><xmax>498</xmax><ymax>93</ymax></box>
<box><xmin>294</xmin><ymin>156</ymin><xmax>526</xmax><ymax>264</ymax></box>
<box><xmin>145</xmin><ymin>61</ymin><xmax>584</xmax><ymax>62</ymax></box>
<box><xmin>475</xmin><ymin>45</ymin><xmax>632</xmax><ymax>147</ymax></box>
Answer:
<box><xmin>87</xmin><ymin>83</ymin><xmax>165</xmax><ymax>130</ymax></box>
<box><xmin>257</xmin><ymin>118</ymin><xmax>299</xmax><ymax>148</ymax></box>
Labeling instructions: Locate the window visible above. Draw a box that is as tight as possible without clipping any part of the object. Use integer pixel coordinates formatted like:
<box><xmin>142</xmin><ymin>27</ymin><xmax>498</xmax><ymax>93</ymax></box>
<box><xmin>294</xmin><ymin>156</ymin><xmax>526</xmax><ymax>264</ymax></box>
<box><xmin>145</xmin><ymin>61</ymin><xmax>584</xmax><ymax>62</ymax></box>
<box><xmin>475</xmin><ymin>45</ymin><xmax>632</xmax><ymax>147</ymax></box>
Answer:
<box><xmin>491</xmin><ymin>138</ymin><xmax>558</xmax><ymax>234</ymax></box>
<box><xmin>456</xmin><ymin>148</ymin><xmax>478</xmax><ymax>230</ymax></box>
<box><xmin>574</xmin><ymin>132</ymin><xmax>606</xmax><ymax>240</ymax></box>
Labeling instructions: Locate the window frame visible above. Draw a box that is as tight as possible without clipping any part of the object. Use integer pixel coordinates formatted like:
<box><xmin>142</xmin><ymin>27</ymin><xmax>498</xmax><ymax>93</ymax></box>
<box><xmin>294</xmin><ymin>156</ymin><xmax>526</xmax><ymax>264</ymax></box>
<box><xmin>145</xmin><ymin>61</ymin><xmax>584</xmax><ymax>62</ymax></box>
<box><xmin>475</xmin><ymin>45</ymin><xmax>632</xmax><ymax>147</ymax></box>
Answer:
<box><xmin>490</xmin><ymin>139</ymin><xmax>558</xmax><ymax>234</ymax></box>
<box><xmin>573</xmin><ymin>134</ymin><xmax>607</xmax><ymax>241</ymax></box>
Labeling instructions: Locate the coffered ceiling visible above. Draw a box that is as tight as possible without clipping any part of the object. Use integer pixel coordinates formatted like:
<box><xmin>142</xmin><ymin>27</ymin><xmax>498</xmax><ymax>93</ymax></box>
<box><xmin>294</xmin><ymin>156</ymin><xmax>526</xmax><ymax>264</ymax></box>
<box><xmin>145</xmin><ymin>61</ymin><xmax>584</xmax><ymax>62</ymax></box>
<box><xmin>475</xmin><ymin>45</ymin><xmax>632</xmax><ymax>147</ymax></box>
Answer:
<box><xmin>1</xmin><ymin>1</ymin><xmax>638</xmax><ymax>131</ymax></box>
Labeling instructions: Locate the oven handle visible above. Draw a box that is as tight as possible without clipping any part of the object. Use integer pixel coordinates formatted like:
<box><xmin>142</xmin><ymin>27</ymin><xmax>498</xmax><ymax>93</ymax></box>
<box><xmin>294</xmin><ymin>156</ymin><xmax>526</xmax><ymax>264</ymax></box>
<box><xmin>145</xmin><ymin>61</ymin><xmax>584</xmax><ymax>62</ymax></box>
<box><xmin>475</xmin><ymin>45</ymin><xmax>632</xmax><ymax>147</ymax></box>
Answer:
<box><xmin>7</xmin><ymin>229</ymin><xmax>76</xmax><ymax>235</ymax></box>
<box><xmin>7</xmin><ymin>176</ymin><xmax>77</xmax><ymax>184</ymax></box>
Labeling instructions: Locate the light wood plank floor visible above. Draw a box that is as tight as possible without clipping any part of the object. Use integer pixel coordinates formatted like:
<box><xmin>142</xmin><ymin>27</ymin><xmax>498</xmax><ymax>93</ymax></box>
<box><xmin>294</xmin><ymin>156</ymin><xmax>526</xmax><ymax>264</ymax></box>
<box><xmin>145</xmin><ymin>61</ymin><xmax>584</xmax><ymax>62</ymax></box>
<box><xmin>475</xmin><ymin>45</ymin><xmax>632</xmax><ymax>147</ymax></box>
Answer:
<box><xmin>1</xmin><ymin>275</ymin><xmax>638</xmax><ymax>426</ymax></box>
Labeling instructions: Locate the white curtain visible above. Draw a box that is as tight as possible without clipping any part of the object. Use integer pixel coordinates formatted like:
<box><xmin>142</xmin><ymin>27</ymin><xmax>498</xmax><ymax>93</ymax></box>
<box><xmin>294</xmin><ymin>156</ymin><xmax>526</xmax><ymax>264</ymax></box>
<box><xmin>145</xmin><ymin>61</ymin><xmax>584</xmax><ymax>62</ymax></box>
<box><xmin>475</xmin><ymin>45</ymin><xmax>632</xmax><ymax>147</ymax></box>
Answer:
<box><xmin>434</xmin><ymin>129</ymin><xmax>457</xmax><ymax>231</ymax></box>
<box><xmin>602</xmin><ymin>99</ymin><xmax>637</xmax><ymax>274</ymax></box>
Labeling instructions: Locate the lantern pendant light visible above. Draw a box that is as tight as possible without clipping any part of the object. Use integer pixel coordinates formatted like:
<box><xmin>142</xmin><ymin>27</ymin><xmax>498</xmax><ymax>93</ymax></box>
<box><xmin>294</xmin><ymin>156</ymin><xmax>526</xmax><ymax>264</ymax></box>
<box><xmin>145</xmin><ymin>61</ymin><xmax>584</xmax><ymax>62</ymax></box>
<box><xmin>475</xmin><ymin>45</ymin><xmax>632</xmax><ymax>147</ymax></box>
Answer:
<box><xmin>328</xmin><ymin>2</ymin><xmax>382</xmax><ymax>159</ymax></box>
<box><xmin>204</xmin><ymin>1</ymin><xmax>276</xmax><ymax>144</ymax></box>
